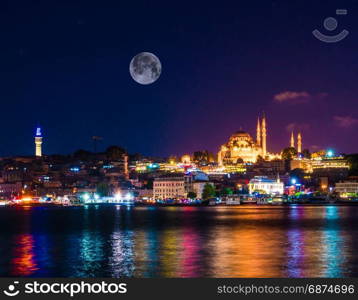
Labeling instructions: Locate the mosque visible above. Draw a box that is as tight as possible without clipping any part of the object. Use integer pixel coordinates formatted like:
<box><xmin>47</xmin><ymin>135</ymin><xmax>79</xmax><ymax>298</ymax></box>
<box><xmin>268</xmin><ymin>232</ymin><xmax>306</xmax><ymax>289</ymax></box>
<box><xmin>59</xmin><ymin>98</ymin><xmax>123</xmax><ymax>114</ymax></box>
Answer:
<box><xmin>217</xmin><ymin>114</ymin><xmax>301</xmax><ymax>164</ymax></box>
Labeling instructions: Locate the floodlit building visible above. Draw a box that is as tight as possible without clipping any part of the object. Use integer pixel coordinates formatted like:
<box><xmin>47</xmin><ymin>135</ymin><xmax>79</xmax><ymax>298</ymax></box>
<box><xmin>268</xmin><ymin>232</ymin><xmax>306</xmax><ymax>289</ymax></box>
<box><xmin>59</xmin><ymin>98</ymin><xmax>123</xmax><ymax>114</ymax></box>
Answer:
<box><xmin>153</xmin><ymin>177</ymin><xmax>186</xmax><ymax>199</ymax></box>
<box><xmin>248</xmin><ymin>176</ymin><xmax>284</xmax><ymax>195</ymax></box>
<box><xmin>290</xmin><ymin>158</ymin><xmax>313</xmax><ymax>173</ymax></box>
<box><xmin>335</xmin><ymin>181</ymin><xmax>358</xmax><ymax>197</ymax></box>
<box><xmin>153</xmin><ymin>173</ymin><xmax>212</xmax><ymax>200</ymax></box>
<box><xmin>311</xmin><ymin>156</ymin><xmax>349</xmax><ymax>171</ymax></box>
<box><xmin>217</xmin><ymin>114</ymin><xmax>280</xmax><ymax>164</ymax></box>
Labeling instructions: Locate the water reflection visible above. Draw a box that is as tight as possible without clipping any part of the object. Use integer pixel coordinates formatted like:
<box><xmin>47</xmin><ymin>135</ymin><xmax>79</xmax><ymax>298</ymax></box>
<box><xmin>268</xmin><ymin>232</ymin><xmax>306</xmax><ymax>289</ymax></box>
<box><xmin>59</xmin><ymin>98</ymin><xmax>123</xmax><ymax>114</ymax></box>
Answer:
<box><xmin>320</xmin><ymin>206</ymin><xmax>348</xmax><ymax>277</ymax></box>
<box><xmin>210</xmin><ymin>208</ymin><xmax>287</xmax><ymax>277</ymax></box>
<box><xmin>11</xmin><ymin>234</ymin><xmax>38</xmax><ymax>276</ymax></box>
<box><xmin>109</xmin><ymin>206</ymin><xmax>134</xmax><ymax>277</ymax></box>
<box><xmin>287</xmin><ymin>229</ymin><xmax>304</xmax><ymax>277</ymax></box>
<box><xmin>1</xmin><ymin>205</ymin><xmax>358</xmax><ymax>277</ymax></box>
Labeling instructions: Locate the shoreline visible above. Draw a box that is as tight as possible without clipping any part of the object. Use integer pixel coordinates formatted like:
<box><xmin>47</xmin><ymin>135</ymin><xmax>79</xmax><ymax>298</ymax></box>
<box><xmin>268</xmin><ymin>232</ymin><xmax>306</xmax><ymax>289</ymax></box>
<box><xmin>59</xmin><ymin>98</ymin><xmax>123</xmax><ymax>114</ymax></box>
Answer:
<box><xmin>2</xmin><ymin>202</ymin><xmax>358</xmax><ymax>208</ymax></box>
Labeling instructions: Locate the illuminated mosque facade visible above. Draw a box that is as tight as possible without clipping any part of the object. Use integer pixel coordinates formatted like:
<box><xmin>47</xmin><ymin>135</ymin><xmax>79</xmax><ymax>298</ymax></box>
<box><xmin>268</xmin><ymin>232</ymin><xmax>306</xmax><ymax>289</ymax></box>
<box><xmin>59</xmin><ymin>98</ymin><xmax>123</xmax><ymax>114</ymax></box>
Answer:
<box><xmin>217</xmin><ymin>114</ymin><xmax>283</xmax><ymax>164</ymax></box>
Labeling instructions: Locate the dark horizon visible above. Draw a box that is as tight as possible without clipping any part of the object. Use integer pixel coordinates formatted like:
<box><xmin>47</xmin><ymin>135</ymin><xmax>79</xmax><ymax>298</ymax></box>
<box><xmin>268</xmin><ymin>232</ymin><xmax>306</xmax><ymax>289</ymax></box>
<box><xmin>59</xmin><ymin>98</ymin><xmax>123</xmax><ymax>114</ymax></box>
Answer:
<box><xmin>1</xmin><ymin>0</ymin><xmax>357</xmax><ymax>157</ymax></box>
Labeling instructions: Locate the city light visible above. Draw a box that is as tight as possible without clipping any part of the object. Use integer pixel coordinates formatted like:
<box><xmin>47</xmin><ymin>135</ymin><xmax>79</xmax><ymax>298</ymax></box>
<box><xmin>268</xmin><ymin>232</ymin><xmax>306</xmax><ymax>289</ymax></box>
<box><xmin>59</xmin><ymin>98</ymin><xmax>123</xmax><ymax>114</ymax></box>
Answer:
<box><xmin>326</xmin><ymin>150</ymin><xmax>334</xmax><ymax>157</ymax></box>
<box><xmin>125</xmin><ymin>193</ymin><xmax>133</xmax><ymax>201</ymax></box>
<box><xmin>114</xmin><ymin>193</ymin><xmax>122</xmax><ymax>202</ymax></box>
<box><xmin>82</xmin><ymin>193</ymin><xmax>90</xmax><ymax>202</ymax></box>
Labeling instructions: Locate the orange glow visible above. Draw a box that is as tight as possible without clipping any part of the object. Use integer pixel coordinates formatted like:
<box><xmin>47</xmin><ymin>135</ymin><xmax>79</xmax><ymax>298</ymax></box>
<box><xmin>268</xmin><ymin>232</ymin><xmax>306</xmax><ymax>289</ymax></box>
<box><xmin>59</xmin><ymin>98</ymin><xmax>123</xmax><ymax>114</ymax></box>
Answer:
<box><xmin>11</xmin><ymin>234</ymin><xmax>38</xmax><ymax>276</ymax></box>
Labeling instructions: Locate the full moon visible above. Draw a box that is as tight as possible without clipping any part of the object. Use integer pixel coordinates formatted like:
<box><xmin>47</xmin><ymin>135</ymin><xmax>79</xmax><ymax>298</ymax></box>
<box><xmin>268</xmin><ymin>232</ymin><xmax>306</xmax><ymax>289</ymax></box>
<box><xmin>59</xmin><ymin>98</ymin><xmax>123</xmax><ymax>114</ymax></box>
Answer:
<box><xmin>129</xmin><ymin>52</ymin><xmax>161</xmax><ymax>85</ymax></box>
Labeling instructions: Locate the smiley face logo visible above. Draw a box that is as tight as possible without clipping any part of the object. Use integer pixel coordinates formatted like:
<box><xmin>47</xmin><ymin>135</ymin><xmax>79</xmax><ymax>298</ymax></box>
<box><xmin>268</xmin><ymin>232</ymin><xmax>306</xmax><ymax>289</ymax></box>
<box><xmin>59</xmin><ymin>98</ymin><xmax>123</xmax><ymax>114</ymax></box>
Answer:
<box><xmin>3</xmin><ymin>282</ymin><xmax>20</xmax><ymax>297</ymax></box>
<box><xmin>313</xmin><ymin>9</ymin><xmax>349</xmax><ymax>43</ymax></box>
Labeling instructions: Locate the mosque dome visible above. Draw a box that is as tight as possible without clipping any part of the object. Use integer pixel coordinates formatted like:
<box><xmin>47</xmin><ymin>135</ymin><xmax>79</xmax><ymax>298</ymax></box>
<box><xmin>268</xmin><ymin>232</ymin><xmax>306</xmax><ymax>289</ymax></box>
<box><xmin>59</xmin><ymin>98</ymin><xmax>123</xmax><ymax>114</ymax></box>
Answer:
<box><xmin>230</xmin><ymin>131</ymin><xmax>251</xmax><ymax>139</ymax></box>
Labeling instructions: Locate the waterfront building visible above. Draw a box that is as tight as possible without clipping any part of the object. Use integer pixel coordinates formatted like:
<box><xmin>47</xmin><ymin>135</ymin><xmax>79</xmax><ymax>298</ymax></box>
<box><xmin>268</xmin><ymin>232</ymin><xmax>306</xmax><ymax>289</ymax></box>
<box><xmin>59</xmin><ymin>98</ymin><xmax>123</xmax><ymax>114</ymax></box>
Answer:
<box><xmin>153</xmin><ymin>173</ymin><xmax>212</xmax><ymax>200</ymax></box>
<box><xmin>248</xmin><ymin>176</ymin><xmax>284</xmax><ymax>195</ymax></box>
<box><xmin>35</xmin><ymin>127</ymin><xmax>43</xmax><ymax>157</ymax></box>
<box><xmin>335</xmin><ymin>180</ymin><xmax>358</xmax><ymax>197</ymax></box>
<box><xmin>136</xmin><ymin>189</ymin><xmax>153</xmax><ymax>201</ymax></box>
<box><xmin>153</xmin><ymin>177</ymin><xmax>186</xmax><ymax>199</ymax></box>
<box><xmin>0</xmin><ymin>182</ymin><xmax>22</xmax><ymax>198</ymax></box>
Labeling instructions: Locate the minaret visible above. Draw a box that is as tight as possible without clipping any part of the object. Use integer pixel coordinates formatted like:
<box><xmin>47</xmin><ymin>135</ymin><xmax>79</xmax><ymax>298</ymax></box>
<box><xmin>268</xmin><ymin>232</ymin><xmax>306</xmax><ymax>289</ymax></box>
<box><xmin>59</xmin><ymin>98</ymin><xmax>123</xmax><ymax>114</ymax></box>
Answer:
<box><xmin>256</xmin><ymin>117</ymin><xmax>261</xmax><ymax>146</ymax></box>
<box><xmin>297</xmin><ymin>132</ymin><xmax>302</xmax><ymax>153</ymax></box>
<box><xmin>290</xmin><ymin>131</ymin><xmax>295</xmax><ymax>148</ymax></box>
<box><xmin>218</xmin><ymin>149</ymin><xmax>223</xmax><ymax>166</ymax></box>
<box><xmin>261</xmin><ymin>114</ymin><xmax>267</xmax><ymax>157</ymax></box>
<box><xmin>35</xmin><ymin>127</ymin><xmax>43</xmax><ymax>157</ymax></box>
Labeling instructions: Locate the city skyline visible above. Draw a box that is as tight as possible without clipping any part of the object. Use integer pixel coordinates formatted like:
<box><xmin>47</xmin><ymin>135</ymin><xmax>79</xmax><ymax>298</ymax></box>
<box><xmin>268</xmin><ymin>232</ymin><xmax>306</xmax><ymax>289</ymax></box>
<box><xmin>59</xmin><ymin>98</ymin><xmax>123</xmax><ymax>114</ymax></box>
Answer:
<box><xmin>0</xmin><ymin>1</ymin><xmax>357</xmax><ymax>157</ymax></box>
<box><xmin>3</xmin><ymin>119</ymin><xmax>348</xmax><ymax>159</ymax></box>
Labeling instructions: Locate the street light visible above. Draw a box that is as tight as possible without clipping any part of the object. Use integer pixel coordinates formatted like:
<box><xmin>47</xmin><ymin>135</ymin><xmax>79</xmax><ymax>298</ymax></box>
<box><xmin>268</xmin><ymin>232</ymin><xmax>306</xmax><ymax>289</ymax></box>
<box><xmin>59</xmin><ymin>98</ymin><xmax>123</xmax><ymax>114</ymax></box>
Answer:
<box><xmin>83</xmin><ymin>193</ymin><xmax>90</xmax><ymax>203</ymax></box>
<box><xmin>114</xmin><ymin>193</ymin><xmax>122</xmax><ymax>203</ymax></box>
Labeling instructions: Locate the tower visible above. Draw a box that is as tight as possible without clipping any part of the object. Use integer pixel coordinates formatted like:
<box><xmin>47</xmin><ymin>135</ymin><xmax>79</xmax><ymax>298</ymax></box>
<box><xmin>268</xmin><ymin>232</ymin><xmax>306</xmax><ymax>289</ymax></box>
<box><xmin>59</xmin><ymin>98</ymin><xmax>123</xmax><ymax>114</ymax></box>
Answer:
<box><xmin>256</xmin><ymin>117</ymin><xmax>261</xmax><ymax>146</ymax></box>
<box><xmin>290</xmin><ymin>131</ymin><xmax>295</xmax><ymax>148</ymax></box>
<box><xmin>261</xmin><ymin>114</ymin><xmax>267</xmax><ymax>157</ymax></box>
<box><xmin>218</xmin><ymin>150</ymin><xmax>223</xmax><ymax>166</ymax></box>
<box><xmin>297</xmin><ymin>132</ymin><xmax>302</xmax><ymax>153</ymax></box>
<box><xmin>124</xmin><ymin>154</ymin><xmax>129</xmax><ymax>180</ymax></box>
<box><xmin>35</xmin><ymin>127</ymin><xmax>43</xmax><ymax>157</ymax></box>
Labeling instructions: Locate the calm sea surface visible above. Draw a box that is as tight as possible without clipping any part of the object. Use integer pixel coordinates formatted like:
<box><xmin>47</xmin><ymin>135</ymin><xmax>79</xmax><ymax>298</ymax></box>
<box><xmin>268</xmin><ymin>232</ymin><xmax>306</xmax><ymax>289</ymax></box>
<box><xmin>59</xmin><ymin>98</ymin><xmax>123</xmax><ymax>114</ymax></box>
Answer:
<box><xmin>0</xmin><ymin>205</ymin><xmax>358</xmax><ymax>278</ymax></box>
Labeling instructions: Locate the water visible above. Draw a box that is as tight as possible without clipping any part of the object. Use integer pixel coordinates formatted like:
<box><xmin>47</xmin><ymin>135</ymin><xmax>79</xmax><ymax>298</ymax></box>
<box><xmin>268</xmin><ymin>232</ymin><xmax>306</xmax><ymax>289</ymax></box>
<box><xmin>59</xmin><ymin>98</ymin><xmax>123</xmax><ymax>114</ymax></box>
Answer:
<box><xmin>0</xmin><ymin>205</ymin><xmax>358</xmax><ymax>278</ymax></box>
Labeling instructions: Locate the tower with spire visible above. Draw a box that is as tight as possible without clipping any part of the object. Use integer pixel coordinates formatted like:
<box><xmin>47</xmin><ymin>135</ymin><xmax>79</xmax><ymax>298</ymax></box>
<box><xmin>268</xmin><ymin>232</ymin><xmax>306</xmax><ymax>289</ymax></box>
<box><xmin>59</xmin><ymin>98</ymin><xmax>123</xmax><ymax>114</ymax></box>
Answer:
<box><xmin>256</xmin><ymin>117</ymin><xmax>261</xmax><ymax>147</ymax></box>
<box><xmin>297</xmin><ymin>132</ymin><xmax>302</xmax><ymax>153</ymax></box>
<box><xmin>290</xmin><ymin>131</ymin><xmax>295</xmax><ymax>148</ymax></box>
<box><xmin>261</xmin><ymin>113</ymin><xmax>267</xmax><ymax>157</ymax></box>
<box><xmin>35</xmin><ymin>127</ymin><xmax>43</xmax><ymax>157</ymax></box>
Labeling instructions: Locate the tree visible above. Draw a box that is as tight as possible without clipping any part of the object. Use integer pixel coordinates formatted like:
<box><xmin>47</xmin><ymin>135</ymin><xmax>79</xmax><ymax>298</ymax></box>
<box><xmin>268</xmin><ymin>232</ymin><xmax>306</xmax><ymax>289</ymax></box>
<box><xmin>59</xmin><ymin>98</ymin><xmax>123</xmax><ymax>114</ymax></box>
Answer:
<box><xmin>144</xmin><ymin>179</ymin><xmax>154</xmax><ymax>189</ymax></box>
<box><xmin>346</xmin><ymin>153</ymin><xmax>358</xmax><ymax>176</ymax></box>
<box><xmin>281</xmin><ymin>147</ymin><xmax>298</xmax><ymax>160</ymax></box>
<box><xmin>187</xmin><ymin>192</ymin><xmax>197</xmax><ymax>199</ymax></box>
<box><xmin>220</xmin><ymin>187</ymin><xmax>233</xmax><ymax>196</ymax></box>
<box><xmin>96</xmin><ymin>182</ymin><xmax>110</xmax><ymax>197</ymax></box>
<box><xmin>106</xmin><ymin>146</ymin><xmax>126</xmax><ymax>161</ymax></box>
<box><xmin>202</xmin><ymin>183</ymin><xmax>215</xmax><ymax>200</ymax></box>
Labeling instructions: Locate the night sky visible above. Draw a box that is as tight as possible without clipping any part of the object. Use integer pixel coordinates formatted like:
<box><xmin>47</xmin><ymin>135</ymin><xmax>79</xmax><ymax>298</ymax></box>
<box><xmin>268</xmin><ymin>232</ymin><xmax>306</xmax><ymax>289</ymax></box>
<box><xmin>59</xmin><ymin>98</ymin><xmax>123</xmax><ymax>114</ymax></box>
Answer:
<box><xmin>0</xmin><ymin>0</ymin><xmax>357</xmax><ymax>157</ymax></box>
